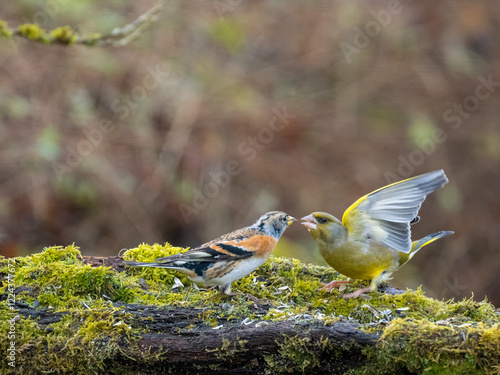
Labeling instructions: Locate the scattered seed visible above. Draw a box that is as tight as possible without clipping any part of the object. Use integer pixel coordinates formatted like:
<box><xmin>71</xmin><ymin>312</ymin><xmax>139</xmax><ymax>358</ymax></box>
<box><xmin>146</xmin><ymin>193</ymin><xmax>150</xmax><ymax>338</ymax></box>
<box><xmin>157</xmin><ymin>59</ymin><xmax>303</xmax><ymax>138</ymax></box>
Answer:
<box><xmin>241</xmin><ymin>318</ymin><xmax>254</xmax><ymax>325</ymax></box>
<box><xmin>171</xmin><ymin>277</ymin><xmax>184</xmax><ymax>290</ymax></box>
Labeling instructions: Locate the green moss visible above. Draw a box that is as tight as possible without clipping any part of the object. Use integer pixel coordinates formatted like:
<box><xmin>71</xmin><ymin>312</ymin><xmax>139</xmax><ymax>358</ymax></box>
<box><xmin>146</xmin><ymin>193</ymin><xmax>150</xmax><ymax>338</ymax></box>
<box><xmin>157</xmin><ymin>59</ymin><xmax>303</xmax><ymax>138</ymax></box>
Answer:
<box><xmin>0</xmin><ymin>305</ymin><xmax>133</xmax><ymax>374</ymax></box>
<box><xmin>354</xmin><ymin>318</ymin><xmax>500</xmax><ymax>375</ymax></box>
<box><xmin>264</xmin><ymin>333</ymin><xmax>366</xmax><ymax>374</ymax></box>
<box><xmin>209</xmin><ymin>338</ymin><xmax>249</xmax><ymax>360</ymax></box>
<box><xmin>274</xmin><ymin>335</ymin><xmax>326</xmax><ymax>372</ymax></box>
<box><xmin>17</xmin><ymin>24</ymin><xmax>50</xmax><ymax>43</ymax></box>
<box><xmin>7</xmin><ymin>245</ymin><xmax>134</xmax><ymax>309</ymax></box>
<box><xmin>0</xmin><ymin>20</ymin><xmax>13</xmax><ymax>37</ymax></box>
<box><xmin>50</xmin><ymin>26</ymin><xmax>78</xmax><ymax>44</ymax></box>
<box><xmin>1</xmin><ymin>244</ymin><xmax>499</xmax><ymax>373</ymax></box>
<box><xmin>14</xmin><ymin>24</ymin><xmax>82</xmax><ymax>45</ymax></box>
<box><xmin>81</xmin><ymin>33</ymin><xmax>102</xmax><ymax>46</ymax></box>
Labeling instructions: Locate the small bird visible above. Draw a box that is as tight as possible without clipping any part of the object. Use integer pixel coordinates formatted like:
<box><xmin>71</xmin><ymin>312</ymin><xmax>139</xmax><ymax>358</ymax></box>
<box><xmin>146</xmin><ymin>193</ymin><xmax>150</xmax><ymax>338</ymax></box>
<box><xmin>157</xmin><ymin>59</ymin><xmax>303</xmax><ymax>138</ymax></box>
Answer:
<box><xmin>301</xmin><ymin>170</ymin><xmax>453</xmax><ymax>298</ymax></box>
<box><xmin>124</xmin><ymin>211</ymin><xmax>296</xmax><ymax>295</ymax></box>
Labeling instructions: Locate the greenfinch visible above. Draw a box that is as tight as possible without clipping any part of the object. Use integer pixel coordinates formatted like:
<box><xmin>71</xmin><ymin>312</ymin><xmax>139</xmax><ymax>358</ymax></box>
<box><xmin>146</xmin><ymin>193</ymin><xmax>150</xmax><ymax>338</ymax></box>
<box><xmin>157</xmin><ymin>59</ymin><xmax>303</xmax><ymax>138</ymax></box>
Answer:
<box><xmin>301</xmin><ymin>170</ymin><xmax>453</xmax><ymax>298</ymax></box>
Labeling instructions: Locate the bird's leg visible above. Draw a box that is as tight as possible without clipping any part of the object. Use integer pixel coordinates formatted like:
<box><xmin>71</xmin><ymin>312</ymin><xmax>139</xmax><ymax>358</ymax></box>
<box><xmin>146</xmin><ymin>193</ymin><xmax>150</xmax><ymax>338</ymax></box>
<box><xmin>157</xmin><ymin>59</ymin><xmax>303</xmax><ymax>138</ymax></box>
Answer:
<box><xmin>246</xmin><ymin>293</ymin><xmax>264</xmax><ymax>304</ymax></box>
<box><xmin>221</xmin><ymin>284</ymin><xmax>241</xmax><ymax>296</ymax></box>
<box><xmin>342</xmin><ymin>278</ymin><xmax>378</xmax><ymax>299</ymax></box>
<box><xmin>220</xmin><ymin>284</ymin><xmax>262</xmax><ymax>302</ymax></box>
<box><xmin>319</xmin><ymin>279</ymin><xmax>351</xmax><ymax>292</ymax></box>
<box><xmin>342</xmin><ymin>287</ymin><xmax>371</xmax><ymax>299</ymax></box>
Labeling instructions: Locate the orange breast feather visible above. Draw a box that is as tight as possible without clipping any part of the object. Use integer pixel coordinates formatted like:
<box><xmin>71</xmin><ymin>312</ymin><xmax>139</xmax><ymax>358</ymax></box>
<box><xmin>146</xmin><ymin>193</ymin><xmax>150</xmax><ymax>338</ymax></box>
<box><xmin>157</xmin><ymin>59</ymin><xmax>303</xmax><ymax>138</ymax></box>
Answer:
<box><xmin>224</xmin><ymin>235</ymin><xmax>277</xmax><ymax>258</ymax></box>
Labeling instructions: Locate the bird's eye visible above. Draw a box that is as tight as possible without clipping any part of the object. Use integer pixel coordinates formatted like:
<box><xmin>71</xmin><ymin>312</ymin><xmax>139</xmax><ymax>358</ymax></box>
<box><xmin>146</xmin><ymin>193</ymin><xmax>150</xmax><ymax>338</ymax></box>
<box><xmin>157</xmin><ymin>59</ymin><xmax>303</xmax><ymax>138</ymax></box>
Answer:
<box><xmin>318</xmin><ymin>217</ymin><xmax>328</xmax><ymax>224</ymax></box>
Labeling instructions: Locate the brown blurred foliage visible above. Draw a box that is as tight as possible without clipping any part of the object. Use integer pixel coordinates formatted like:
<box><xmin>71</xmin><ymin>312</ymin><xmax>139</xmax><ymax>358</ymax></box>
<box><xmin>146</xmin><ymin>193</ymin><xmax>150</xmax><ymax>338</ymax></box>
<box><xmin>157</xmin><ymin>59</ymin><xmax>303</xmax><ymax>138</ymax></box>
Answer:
<box><xmin>1</xmin><ymin>1</ymin><xmax>499</xmax><ymax>305</ymax></box>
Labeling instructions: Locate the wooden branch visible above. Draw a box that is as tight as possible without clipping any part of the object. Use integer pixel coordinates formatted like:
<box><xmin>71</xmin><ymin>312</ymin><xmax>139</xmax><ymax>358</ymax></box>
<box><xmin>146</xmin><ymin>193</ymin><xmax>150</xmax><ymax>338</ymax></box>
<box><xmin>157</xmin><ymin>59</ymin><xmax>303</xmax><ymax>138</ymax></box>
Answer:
<box><xmin>0</xmin><ymin>0</ymin><xmax>167</xmax><ymax>47</ymax></box>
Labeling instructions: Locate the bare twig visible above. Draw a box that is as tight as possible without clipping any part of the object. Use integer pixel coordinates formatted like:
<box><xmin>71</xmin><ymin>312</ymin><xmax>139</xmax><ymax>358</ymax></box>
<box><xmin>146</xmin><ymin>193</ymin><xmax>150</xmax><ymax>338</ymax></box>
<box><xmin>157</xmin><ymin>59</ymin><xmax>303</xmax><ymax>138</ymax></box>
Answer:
<box><xmin>0</xmin><ymin>0</ymin><xmax>168</xmax><ymax>47</ymax></box>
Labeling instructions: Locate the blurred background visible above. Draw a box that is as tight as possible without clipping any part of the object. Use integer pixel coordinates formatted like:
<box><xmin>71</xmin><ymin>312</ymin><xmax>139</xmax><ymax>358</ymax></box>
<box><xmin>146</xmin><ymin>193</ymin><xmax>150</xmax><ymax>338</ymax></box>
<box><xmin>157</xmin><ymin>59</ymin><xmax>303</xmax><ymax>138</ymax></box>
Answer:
<box><xmin>1</xmin><ymin>1</ymin><xmax>499</xmax><ymax>305</ymax></box>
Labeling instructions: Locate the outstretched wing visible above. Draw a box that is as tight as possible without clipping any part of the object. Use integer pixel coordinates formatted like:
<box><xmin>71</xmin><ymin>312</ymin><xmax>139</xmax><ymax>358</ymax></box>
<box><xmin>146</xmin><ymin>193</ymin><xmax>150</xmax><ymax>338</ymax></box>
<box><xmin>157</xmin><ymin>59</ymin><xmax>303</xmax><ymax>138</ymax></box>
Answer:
<box><xmin>342</xmin><ymin>170</ymin><xmax>448</xmax><ymax>253</ymax></box>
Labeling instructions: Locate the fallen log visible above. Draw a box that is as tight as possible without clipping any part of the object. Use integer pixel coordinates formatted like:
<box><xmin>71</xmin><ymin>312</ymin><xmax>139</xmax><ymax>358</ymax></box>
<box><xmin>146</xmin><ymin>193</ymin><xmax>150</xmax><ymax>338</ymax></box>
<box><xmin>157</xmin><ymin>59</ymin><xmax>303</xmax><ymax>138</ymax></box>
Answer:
<box><xmin>1</xmin><ymin>244</ymin><xmax>499</xmax><ymax>374</ymax></box>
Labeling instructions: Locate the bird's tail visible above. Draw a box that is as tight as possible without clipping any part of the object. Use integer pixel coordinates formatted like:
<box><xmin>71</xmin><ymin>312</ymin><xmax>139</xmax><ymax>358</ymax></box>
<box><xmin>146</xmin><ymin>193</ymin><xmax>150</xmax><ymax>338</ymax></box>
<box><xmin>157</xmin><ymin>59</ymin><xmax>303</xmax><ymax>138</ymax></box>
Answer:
<box><xmin>413</xmin><ymin>231</ymin><xmax>454</xmax><ymax>252</ymax></box>
<box><xmin>399</xmin><ymin>231</ymin><xmax>454</xmax><ymax>266</ymax></box>
<box><xmin>123</xmin><ymin>260</ymin><xmax>177</xmax><ymax>269</ymax></box>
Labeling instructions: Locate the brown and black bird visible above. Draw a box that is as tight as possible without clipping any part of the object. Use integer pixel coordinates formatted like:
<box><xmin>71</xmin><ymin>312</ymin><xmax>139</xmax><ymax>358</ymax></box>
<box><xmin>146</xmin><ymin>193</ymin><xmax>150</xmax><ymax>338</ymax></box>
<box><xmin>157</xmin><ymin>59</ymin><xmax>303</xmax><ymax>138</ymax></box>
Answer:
<box><xmin>125</xmin><ymin>211</ymin><xmax>296</xmax><ymax>295</ymax></box>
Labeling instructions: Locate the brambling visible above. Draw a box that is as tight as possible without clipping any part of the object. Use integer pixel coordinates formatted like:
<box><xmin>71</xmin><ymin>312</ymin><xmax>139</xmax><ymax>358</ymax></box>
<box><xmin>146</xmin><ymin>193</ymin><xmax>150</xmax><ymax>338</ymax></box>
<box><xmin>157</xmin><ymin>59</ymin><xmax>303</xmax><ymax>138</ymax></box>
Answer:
<box><xmin>125</xmin><ymin>211</ymin><xmax>296</xmax><ymax>295</ymax></box>
<box><xmin>301</xmin><ymin>170</ymin><xmax>453</xmax><ymax>298</ymax></box>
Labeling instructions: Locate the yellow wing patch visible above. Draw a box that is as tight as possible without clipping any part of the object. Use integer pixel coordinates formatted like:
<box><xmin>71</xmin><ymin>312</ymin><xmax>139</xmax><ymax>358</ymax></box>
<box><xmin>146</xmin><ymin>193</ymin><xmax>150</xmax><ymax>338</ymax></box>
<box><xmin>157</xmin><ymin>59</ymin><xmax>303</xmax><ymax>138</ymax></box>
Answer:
<box><xmin>342</xmin><ymin>197</ymin><xmax>367</xmax><ymax>233</ymax></box>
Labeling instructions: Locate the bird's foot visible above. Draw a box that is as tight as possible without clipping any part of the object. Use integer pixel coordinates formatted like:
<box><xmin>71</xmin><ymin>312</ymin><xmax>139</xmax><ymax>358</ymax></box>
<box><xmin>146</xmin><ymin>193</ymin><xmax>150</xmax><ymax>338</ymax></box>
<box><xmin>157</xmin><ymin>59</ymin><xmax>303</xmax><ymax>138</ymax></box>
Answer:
<box><xmin>246</xmin><ymin>293</ymin><xmax>265</xmax><ymax>304</ymax></box>
<box><xmin>217</xmin><ymin>284</ymin><xmax>241</xmax><ymax>296</ymax></box>
<box><xmin>319</xmin><ymin>280</ymin><xmax>350</xmax><ymax>292</ymax></box>
<box><xmin>342</xmin><ymin>287</ymin><xmax>372</xmax><ymax>299</ymax></box>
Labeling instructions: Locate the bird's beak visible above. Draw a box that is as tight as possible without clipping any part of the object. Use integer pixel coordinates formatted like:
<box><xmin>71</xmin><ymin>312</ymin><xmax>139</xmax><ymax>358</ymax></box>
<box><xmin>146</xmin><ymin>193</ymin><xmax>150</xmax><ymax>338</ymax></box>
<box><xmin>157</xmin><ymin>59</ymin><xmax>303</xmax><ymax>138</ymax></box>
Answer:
<box><xmin>301</xmin><ymin>214</ymin><xmax>317</xmax><ymax>230</ymax></box>
<box><xmin>287</xmin><ymin>216</ymin><xmax>297</xmax><ymax>226</ymax></box>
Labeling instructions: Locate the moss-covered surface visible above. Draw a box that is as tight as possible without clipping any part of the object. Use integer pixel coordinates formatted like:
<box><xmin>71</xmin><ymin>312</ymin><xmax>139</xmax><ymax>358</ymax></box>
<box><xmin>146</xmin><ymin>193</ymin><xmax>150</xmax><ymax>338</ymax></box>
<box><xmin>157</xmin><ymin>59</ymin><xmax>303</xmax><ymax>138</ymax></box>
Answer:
<box><xmin>16</xmin><ymin>24</ymin><xmax>86</xmax><ymax>45</ymax></box>
<box><xmin>0</xmin><ymin>244</ymin><xmax>499</xmax><ymax>374</ymax></box>
<box><xmin>0</xmin><ymin>20</ymin><xmax>101</xmax><ymax>46</ymax></box>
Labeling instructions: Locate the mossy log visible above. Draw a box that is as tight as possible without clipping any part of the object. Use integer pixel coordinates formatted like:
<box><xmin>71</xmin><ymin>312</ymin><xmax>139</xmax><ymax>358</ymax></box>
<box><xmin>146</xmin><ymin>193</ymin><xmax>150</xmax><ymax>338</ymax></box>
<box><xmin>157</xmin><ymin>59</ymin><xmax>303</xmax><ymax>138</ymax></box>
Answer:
<box><xmin>1</xmin><ymin>245</ymin><xmax>499</xmax><ymax>374</ymax></box>
<box><xmin>13</xmin><ymin>300</ymin><xmax>376</xmax><ymax>374</ymax></box>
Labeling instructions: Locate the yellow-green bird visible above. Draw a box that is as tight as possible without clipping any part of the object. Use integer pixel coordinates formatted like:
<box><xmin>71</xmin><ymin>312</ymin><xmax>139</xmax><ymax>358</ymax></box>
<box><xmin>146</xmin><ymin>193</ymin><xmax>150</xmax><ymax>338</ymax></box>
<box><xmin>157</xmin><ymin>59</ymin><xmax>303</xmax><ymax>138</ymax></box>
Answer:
<box><xmin>301</xmin><ymin>170</ymin><xmax>453</xmax><ymax>298</ymax></box>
